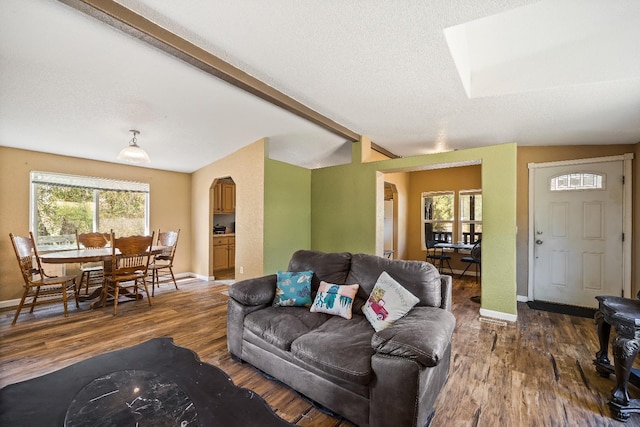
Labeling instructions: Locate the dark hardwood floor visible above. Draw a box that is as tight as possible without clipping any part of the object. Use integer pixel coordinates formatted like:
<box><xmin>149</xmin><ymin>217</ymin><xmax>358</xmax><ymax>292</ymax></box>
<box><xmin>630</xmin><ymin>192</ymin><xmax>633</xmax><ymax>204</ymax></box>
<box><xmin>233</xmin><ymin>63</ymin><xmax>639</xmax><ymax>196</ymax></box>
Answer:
<box><xmin>0</xmin><ymin>275</ymin><xmax>637</xmax><ymax>426</ymax></box>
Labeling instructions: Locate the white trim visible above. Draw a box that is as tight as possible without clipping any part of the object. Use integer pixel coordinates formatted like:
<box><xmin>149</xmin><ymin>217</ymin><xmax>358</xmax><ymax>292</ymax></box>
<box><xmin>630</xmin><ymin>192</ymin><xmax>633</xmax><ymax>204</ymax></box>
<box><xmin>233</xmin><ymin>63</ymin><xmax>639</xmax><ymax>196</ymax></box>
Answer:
<box><xmin>527</xmin><ymin>153</ymin><xmax>634</xmax><ymax>301</ymax></box>
<box><xmin>527</xmin><ymin>154</ymin><xmax>632</xmax><ymax>169</ymax></box>
<box><xmin>480</xmin><ymin>308</ymin><xmax>517</xmax><ymax>323</ymax></box>
<box><xmin>0</xmin><ymin>298</ymin><xmax>21</xmax><ymax>309</ymax></box>
<box><xmin>517</xmin><ymin>295</ymin><xmax>529</xmax><ymax>302</ymax></box>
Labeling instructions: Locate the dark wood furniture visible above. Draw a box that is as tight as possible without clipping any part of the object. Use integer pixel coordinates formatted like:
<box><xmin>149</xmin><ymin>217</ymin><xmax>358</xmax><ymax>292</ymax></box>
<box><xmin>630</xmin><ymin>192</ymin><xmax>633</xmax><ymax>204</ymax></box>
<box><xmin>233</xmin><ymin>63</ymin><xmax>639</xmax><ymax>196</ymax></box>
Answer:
<box><xmin>148</xmin><ymin>229</ymin><xmax>179</xmax><ymax>296</ymax></box>
<box><xmin>8</xmin><ymin>232</ymin><xmax>78</xmax><ymax>325</ymax></box>
<box><xmin>75</xmin><ymin>231</ymin><xmax>111</xmax><ymax>294</ymax></box>
<box><xmin>594</xmin><ymin>294</ymin><xmax>640</xmax><ymax>422</ymax></box>
<box><xmin>102</xmin><ymin>232</ymin><xmax>154</xmax><ymax>315</ymax></box>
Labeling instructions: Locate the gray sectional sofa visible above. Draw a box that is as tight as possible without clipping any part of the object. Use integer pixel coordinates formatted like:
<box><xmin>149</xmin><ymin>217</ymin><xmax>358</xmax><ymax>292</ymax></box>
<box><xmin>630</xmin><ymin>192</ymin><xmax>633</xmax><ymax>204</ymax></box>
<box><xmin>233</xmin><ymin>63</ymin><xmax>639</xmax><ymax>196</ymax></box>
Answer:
<box><xmin>227</xmin><ymin>250</ymin><xmax>456</xmax><ymax>426</ymax></box>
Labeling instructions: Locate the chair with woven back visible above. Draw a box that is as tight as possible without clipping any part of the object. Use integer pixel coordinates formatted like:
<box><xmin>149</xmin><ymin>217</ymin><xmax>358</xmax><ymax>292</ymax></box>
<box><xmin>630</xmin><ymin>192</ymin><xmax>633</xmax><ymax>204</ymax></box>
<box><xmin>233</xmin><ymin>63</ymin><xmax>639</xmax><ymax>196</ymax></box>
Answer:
<box><xmin>9</xmin><ymin>232</ymin><xmax>79</xmax><ymax>324</ymax></box>
<box><xmin>102</xmin><ymin>231</ymin><xmax>154</xmax><ymax>315</ymax></box>
<box><xmin>75</xmin><ymin>230</ymin><xmax>111</xmax><ymax>295</ymax></box>
<box><xmin>148</xmin><ymin>229</ymin><xmax>180</xmax><ymax>297</ymax></box>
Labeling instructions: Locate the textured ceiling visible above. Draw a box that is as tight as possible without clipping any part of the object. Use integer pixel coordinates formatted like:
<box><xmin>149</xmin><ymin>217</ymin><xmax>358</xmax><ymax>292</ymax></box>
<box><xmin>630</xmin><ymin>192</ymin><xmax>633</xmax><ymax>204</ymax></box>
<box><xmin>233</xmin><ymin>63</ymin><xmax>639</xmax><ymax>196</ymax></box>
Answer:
<box><xmin>1</xmin><ymin>0</ymin><xmax>639</xmax><ymax>172</ymax></box>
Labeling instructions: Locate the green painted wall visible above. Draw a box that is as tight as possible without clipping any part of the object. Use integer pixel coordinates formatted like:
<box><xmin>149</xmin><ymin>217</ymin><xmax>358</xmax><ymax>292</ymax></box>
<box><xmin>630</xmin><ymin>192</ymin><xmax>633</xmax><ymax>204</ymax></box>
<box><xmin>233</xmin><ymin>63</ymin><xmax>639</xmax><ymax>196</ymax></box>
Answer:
<box><xmin>310</xmin><ymin>142</ymin><xmax>518</xmax><ymax>317</ymax></box>
<box><xmin>263</xmin><ymin>158</ymin><xmax>312</xmax><ymax>273</ymax></box>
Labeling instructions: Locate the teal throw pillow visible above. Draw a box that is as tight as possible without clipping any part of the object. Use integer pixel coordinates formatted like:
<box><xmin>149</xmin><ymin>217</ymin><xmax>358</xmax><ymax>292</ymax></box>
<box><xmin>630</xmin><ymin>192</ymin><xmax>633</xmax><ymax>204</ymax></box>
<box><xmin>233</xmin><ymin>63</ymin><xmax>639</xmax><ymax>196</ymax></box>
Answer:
<box><xmin>310</xmin><ymin>281</ymin><xmax>359</xmax><ymax>319</ymax></box>
<box><xmin>273</xmin><ymin>270</ymin><xmax>313</xmax><ymax>307</ymax></box>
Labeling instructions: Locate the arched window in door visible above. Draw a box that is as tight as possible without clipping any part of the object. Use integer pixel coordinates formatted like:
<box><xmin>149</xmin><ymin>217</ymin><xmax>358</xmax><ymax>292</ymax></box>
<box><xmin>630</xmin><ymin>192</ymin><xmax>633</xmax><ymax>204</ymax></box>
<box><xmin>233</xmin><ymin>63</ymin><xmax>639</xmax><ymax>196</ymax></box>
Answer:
<box><xmin>549</xmin><ymin>172</ymin><xmax>605</xmax><ymax>191</ymax></box>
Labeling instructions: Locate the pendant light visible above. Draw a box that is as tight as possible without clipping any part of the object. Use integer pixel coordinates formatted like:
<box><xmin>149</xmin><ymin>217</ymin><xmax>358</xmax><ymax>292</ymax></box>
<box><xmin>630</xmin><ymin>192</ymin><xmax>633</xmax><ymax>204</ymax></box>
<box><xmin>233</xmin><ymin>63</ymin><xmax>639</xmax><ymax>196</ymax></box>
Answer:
<box><xmin>117</xmin><ymin>130</ymin><xmax>150</xmax><ymax>163</ymax></box>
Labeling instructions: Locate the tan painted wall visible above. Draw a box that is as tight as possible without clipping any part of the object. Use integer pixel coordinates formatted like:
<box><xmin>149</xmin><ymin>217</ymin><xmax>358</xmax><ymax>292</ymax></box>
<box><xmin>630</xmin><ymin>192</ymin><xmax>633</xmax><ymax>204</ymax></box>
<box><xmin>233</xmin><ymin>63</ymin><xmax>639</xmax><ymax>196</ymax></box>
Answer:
<box><xmin>406</xmin><ymin>165</ymin><xmax>482</xmax><ymax>267</ymax></box>
<box><xmin>0</xmin><ymin>147</ymin><xmax>191</xmax><ymax>302</ymax></box>
<box><xmin>516</xmin><ymin>144</ymin><xmax>638</xmax><ymax>297</ymax></box>
<box><xmin>191</xmin><ymin>139</ymin><xmax>266</xmax><ymax>280</ymax></box>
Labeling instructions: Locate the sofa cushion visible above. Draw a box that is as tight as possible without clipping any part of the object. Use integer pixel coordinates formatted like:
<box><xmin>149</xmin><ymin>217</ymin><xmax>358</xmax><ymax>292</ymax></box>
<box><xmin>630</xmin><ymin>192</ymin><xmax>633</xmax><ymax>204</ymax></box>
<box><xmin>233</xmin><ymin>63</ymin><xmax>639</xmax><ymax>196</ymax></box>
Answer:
<box><xmin>291</xmin><ymin>315</ymin><xmax>375</xmax><ymax>385</ymax></box>
<box><xmin>371</xmin><ymin>306</ymin><xmax>456</xmax><ymax>367</ymax></box>
<box><xmin>288</xmin><ymin>250</ymin><xmax>352</xmax><ymax>293</ymax></box>
<box><xmin>310</xmin><ymin>282</ymin><xmax>359</xmax><ymax>319</ymax></box>
<box><xmin>363</xmin><ymin>272</ymin><xmax>420</xmax><ymax>332</ymax></box>
<box><xmin>244</xmin><ymin>307</ymin><xmax>331</xmax><ymax>351</ymax></box>
<box><xmin>273</xmin><ymin>270</ymin><xmax>313</xmax><ymax>307</ymax></box>
<box><xmin>346</xmin><ymin>253</ymin><xmax>442</xmax><ymax>308</ymax></box>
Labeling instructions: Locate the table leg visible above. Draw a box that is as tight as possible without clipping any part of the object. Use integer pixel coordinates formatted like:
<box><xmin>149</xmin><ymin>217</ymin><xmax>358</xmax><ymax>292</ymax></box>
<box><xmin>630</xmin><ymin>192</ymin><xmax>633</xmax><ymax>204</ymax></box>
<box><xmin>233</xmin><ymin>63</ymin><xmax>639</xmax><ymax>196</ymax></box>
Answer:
<box><xmin>609</xmin><ymin>335</ymin><xmax>640</xmax><ymax>421</ymax></box>
<box><xmin>594</xmin><ymin>310</ymin><xmax>612</xmax><ymax>376</ymax></box>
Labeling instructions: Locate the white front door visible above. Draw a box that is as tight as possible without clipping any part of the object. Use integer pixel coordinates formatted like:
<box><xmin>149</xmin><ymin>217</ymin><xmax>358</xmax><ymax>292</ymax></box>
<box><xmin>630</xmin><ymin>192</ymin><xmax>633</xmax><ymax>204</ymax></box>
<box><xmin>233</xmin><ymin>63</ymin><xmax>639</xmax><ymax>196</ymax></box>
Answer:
<box><xmin>532</xmin><ymin>160</ymin><xmax>624</xmax><ymax>308</ymax></box>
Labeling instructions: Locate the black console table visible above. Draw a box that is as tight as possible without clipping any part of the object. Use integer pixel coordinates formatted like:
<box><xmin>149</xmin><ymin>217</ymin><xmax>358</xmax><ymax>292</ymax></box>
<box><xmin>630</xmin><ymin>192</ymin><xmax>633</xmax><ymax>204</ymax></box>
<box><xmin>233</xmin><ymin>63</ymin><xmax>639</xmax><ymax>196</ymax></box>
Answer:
<box><xmin>594</xmin><ymin>295</ymin><xmax>640</xmax><ymax>422</ymax></box>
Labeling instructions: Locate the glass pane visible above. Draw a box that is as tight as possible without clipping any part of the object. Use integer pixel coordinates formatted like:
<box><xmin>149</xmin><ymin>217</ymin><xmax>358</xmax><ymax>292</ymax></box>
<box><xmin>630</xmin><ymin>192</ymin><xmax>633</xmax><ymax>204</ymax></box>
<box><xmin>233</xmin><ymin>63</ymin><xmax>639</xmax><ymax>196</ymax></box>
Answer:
<box><xmin>425</xmin><ymin>222</ymin><xmax>453</xmax><ymax>243</ymax></box>
<box><xmin>34</xmin><ymin>184</ymin><xmax>94</xmax><ymax>247</ymax></box>
<box><xmin>460</xmin><ymin>194</ymin><xmax>482</xmax><ymax>221</ymax></box>
<box><xmin>423</xmin><ymin>194</ymin><xmax>454</xmax><ymax>221</ymax></box>
<box><xmin>98</xmin><ymin>190</ymin><xmax>146</xmax><ymax>236</ymax></box>
<box><xmin>550</xmin><ymin>173</ymin><xmax>604</xmax><ymax>191</ymax></box>
<box><xmin>460</xmin><ymin>223</ymin><xmax>483</xmax><ymax>244</ymax></box>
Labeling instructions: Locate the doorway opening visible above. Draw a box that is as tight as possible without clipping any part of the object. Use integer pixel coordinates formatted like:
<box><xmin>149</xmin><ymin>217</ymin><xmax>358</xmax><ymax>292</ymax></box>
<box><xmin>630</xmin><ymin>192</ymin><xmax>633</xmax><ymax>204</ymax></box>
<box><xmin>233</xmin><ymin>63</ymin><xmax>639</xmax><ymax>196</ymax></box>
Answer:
<box><xmin>210</xmin><ymin>176</ymin><xmax>236</xmax><ymax>280</ymax></box>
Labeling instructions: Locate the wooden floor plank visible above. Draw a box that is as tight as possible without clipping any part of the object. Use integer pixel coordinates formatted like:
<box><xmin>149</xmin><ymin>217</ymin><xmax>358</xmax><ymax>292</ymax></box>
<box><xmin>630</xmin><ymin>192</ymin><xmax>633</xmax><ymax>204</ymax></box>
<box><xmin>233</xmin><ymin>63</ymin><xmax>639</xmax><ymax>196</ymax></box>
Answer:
<box><xmin>0</xmin><ymin>277</ymin><xmax>638</xmax><ymax>426</ymax></box>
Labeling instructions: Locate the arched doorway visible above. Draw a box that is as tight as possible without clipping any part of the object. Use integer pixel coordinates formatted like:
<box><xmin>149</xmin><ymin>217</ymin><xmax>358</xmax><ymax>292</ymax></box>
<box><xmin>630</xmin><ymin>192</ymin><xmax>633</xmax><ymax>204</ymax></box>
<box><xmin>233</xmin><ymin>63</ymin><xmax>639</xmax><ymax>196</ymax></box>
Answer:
<box><xmin>210</xmin><ymin>177</ymin><xmax>236</xmax><ymax>279</ymax></box>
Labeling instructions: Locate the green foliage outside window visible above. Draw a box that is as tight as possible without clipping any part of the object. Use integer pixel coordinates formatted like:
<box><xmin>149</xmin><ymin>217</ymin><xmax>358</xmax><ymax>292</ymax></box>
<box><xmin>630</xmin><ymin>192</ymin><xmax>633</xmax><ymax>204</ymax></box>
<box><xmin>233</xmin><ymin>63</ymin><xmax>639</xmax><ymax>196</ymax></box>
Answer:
<box><xmin>34</xmin><ymin>184</ymin><xmax>146</xmax><ymax>246</ymax></box>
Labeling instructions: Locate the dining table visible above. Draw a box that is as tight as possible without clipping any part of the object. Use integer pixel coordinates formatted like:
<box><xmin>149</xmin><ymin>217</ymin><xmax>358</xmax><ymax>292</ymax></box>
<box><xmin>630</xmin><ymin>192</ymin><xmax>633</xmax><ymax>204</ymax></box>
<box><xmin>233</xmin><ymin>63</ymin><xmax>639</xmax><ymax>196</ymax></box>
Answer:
<box><xmin>434</xmin><ymin>242</ymin><xmax>474</xmax><ymax>251</ymax></box>
<box><xmin>40</xmin><ymin>246</ymin><xmax>165</xmax><ymax>309</ymax></box>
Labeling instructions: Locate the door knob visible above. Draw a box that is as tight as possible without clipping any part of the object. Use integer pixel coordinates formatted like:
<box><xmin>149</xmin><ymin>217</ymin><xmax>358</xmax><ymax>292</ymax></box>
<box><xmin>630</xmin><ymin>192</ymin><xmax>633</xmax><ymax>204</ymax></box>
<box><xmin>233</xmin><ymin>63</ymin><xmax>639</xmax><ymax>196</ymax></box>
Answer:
<box><xmin>536</xmin><ymin>239</ymin><xmax>543</xmax><ymax>245</ymax></box>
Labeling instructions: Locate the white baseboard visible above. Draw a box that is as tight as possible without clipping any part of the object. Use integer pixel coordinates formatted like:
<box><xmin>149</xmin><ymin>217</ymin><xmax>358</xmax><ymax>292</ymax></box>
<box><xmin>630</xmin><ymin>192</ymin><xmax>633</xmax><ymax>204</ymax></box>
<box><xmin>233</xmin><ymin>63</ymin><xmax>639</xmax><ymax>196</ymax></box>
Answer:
<box><xmin>0</xmin><ymin>298</ymin><xmax>21</xmax><ymax>309</ymax></box>
<box><xmin>517</xmin><ymin>295</ymin><xmax>529</xmax><ymax>302</ymax></box>
<box><xmin>0</xmin><ymin>272</ymin><xmax>216</xmax><ymax>309</ymax></box>
<box><xmin>479</xmin><ymin>308</ymin><xmax>517</xmax><ymax>323</ymax></box>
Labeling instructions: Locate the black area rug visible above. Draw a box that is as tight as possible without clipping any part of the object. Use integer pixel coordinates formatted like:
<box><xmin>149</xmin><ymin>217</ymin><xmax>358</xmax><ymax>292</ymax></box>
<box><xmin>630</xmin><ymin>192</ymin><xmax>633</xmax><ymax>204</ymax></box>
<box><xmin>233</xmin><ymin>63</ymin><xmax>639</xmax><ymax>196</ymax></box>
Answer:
<box><xmin>527</xmin><ymin>300</ymin><xmax>597</xmax><ymax>319</ymax></box>
<box><xmin>0</xmin><ymin>337</ymin><xmax>293</xmax><ymax>427</ymax></box>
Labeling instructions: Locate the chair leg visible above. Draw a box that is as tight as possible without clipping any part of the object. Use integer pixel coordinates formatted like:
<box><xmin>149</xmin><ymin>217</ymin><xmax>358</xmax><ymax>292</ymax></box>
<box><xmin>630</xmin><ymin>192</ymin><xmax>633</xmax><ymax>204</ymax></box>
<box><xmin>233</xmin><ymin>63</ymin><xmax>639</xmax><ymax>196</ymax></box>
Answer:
<box><xmin>113</xmin><ymin>283</ymin><xmax>120</xmax><ymax>316</ymax></box>
<box><xmin>142</xmin><ymin>278</ymin><xmax>152</xmax><ymax>306</ymax></box>
<box><xmin>151</xmin><ymin>270</ymin><xmax>156</xmax><ymax>297</ymax></box>
<box><xmin>459</xmin><ymin>263</ymin><xmax>472</xmax><ymax>279</ymax></box>
<box><xmin>30</xmin><ymin>287</ymin><xmax>41</xmax><ymax>313</ymax></box>
<box><xmin>169</xmin><ymin>267</ymin><xmax>178</xmax><ymax>290</ymax></box>
<box><xmin>444</xmin><ymin>259</ymin><xmax>454</xmax><ymax>276</ymax></box>
<box><xmin>61</xmin><ymin>282</ymin><xmax>69</xmax><ymax>318</ymax></box>
<box><xmin>73</xmin><ymin>279</ymin><xmax>80</xmax><ymax>308</ymax></box>
<box><xmin>12</xmin><ymin>290</ymin><xmax>29</xmax><ymax>325</ymax></box>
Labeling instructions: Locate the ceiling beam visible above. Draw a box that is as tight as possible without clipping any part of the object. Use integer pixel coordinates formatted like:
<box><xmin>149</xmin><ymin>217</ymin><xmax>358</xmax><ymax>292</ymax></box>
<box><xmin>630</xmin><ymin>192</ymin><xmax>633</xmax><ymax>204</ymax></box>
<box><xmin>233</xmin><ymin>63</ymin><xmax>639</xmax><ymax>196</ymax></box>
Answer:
<box><xmin>58</xmin><ymin>0</ymin><xmax>359</xmax><ymax>141</ymax></box>
<box><xmin>57</xmin><ymin>0</ymin><xmax>399</xmax><ymax>158</ymax></box>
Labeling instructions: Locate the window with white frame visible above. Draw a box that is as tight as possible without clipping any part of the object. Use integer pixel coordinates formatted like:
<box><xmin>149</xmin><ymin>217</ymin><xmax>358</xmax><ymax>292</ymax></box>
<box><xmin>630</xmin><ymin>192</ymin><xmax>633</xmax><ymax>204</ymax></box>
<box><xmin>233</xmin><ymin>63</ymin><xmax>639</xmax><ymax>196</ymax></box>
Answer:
<box><xmin>459</xmin><ymin>190</ymin><xmax>482</xmax><ymax>244</ymax></box>
<box><xmin>30</xmin><ymin>171</ymin><xmax>149</xmax><ymax>249</ymax></box>
<box><xmin>422</xmin><ymin>191</ymin><xmax>454</xmax><ymax>247</ymax></box>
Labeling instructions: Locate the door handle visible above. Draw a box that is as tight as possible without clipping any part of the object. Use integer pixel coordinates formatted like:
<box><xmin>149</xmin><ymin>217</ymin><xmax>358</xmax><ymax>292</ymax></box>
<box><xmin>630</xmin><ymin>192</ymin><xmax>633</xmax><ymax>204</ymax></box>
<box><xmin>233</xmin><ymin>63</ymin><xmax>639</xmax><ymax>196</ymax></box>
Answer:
<box><xmin>536</xmin><ymin>239</ymin><xmax>543</xmax><ymax>245</ymax></box>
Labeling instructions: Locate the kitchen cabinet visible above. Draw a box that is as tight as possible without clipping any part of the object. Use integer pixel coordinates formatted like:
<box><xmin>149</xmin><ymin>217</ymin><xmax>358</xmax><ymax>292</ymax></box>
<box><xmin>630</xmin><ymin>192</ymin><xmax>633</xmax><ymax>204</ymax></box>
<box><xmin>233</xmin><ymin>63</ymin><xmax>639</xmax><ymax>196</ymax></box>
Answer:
<box><xmin>212</xmin><ymin>236</ymin><xmax>235</xmax><ymax>271</ymax></box>
<box><xmin>213</xmin><ymin>181</ymin><xmax>235</xmax><ymax>213</ymax></box>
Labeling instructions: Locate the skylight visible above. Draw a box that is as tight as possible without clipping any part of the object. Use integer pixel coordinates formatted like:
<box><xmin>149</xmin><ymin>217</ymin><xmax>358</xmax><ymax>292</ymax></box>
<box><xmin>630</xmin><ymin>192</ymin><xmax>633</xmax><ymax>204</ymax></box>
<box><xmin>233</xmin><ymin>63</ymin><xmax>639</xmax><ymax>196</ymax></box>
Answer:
<box><xmin>444</xmin><ymin>0</ymin><xmax>640</xmax><ymax>98</ymax></box>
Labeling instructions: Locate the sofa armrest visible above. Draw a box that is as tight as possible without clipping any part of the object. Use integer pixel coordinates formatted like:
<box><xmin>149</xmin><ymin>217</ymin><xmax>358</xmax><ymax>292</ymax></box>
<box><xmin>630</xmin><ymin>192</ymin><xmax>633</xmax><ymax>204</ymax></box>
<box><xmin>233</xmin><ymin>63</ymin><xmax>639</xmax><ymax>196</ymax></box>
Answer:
<box><xmin>228</xmin><ymin>274</ymin><xmax>277</xmax><ymax>306</ymax></box>
<box><xmin>440</xmin><ymin>274</ymin><xmax>452</xmax><ymax>311</ymax></box>
<box><xmin>371</xmin><ymin>307</ymin><xmax>455</xmax><ymax>367</ymax></box>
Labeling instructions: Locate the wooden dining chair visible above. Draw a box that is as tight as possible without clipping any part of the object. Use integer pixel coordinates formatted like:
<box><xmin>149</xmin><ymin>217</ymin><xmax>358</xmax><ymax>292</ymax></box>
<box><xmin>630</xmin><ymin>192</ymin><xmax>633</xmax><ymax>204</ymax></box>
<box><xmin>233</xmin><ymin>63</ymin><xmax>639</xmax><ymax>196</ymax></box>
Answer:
<box><xmin>102</xmin><ymin>232</ymin><xmax>154</xmax><ymax>315</ymax></box>
<box><xmin>148</xmin><ymin>229</ymin><xmax>180</xmax><ymax>297</ymax></box>
<box><xmin>75</xmin><ymin>230</ymin><xmax>111</xmax><ymax>294</ymax></box>
<box><xmin>9</xmin><ymin>232</ymin><xmax>79</xmax><ymax>324</ymax></box>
